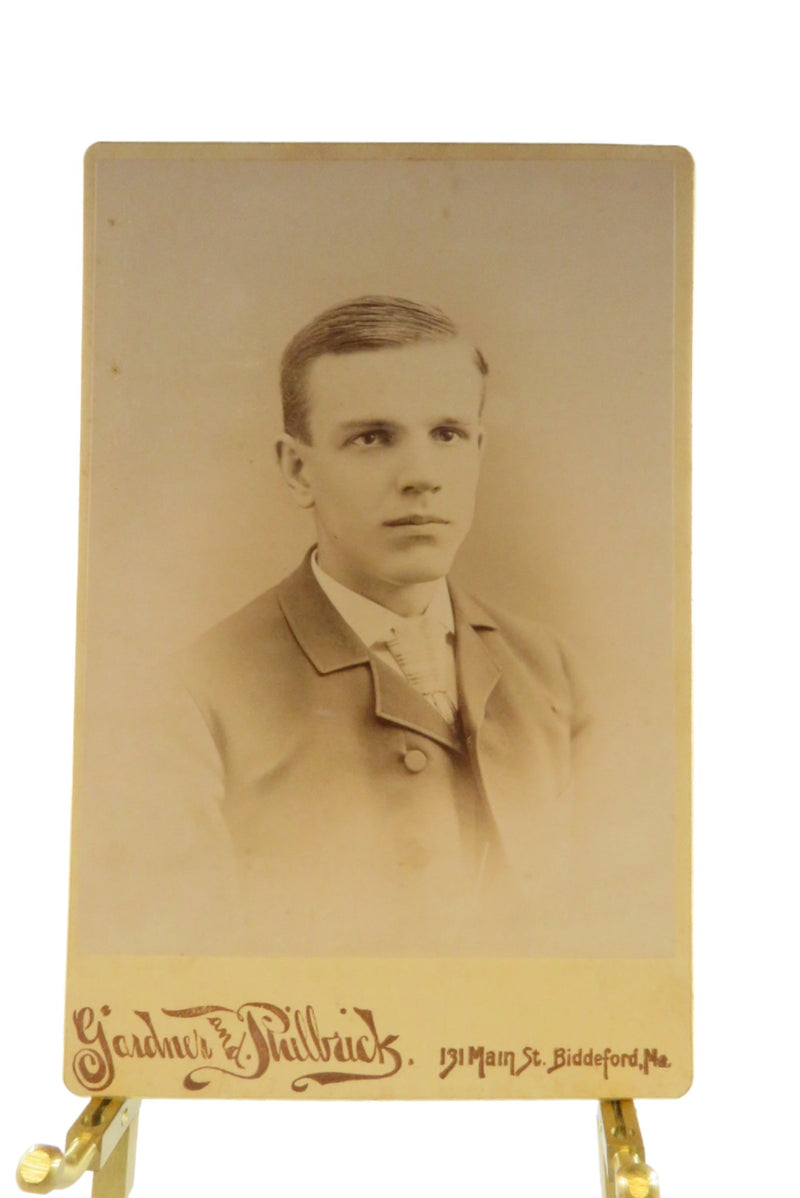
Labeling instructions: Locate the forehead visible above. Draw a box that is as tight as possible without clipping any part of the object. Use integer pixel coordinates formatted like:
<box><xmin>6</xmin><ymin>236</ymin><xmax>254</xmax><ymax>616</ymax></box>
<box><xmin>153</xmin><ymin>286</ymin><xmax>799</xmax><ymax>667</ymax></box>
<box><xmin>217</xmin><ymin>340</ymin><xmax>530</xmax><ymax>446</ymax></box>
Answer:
<box><xmin>304</xmin><ymin>338</ymin><xmax>484</xmax><ymax>427</ymax></box>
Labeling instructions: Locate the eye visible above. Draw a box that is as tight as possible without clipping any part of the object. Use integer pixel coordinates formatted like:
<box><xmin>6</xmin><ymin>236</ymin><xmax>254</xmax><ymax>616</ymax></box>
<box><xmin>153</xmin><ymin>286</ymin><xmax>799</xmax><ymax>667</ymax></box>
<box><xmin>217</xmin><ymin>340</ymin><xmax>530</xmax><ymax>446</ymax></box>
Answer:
<box><xmin>349</xmin><ymin>428</ymin><xmax>392</xmax><ymax>448</ymax></box>
<box><xmin>432</xmin><ymin>426</ymin><xmax>468</xmax><ymax>443</ymax></box>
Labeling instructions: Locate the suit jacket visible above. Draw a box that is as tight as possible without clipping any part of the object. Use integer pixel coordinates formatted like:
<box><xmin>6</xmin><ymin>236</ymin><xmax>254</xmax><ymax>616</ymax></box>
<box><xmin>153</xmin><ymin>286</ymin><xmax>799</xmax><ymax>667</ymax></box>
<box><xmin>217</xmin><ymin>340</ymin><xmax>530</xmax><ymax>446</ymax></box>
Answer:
<box><xmin>181</xmin><ymin>553</ymin><xmax>589</xmax><ymax>955</ymax></box>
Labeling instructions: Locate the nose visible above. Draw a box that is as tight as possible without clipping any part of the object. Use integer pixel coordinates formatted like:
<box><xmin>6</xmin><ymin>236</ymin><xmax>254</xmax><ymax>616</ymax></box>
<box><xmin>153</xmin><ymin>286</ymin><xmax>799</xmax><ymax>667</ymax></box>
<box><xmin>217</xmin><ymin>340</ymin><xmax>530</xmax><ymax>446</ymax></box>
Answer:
<box><xmin>398</xmin><ymin>475</ymin><xmax>442</xmax><ymax>495</ymax></box>
<box><xmin>395</xmin><ymin>437</ymin><xmax>442</xmax><ymax>495</ymax></box>
<box><xmin>396</xmin><ymin>466</ymin><xmax>442</xmax><ymax>495</ymax></box>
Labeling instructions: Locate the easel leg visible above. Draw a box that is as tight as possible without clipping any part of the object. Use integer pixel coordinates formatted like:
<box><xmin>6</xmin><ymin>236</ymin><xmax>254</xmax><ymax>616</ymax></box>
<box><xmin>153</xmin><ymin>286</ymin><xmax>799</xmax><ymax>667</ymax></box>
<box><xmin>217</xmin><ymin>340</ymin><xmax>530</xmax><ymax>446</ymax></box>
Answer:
<box><xmin>92</xmin><ymin>1105</ymin><xmax>139</xmax><ymax>1198</ymax></box>
<box><xmin>598</xmin><ymin>1098</ymin><xmax>660</xmax><ymax>1197</ymax></box>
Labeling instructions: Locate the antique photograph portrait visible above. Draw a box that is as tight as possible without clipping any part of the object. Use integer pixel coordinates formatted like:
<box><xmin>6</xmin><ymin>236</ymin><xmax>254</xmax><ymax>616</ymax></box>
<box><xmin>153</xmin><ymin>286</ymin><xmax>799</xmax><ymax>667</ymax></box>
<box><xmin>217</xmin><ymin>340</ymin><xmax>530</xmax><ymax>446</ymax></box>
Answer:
<box><xmin>66</xmin><ymin>144</ymin><xmax>691</xmax><ymax>1099</ymax></box>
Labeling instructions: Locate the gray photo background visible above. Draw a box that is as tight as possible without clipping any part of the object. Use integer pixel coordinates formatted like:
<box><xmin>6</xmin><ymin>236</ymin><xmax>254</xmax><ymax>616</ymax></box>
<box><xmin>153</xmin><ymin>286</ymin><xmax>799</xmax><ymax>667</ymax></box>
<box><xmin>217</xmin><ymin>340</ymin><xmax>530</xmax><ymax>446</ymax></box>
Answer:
<box><xmin>82</xmin><ymin>153</ymin><xmax>679</xmax><ymax>954</ymax></box>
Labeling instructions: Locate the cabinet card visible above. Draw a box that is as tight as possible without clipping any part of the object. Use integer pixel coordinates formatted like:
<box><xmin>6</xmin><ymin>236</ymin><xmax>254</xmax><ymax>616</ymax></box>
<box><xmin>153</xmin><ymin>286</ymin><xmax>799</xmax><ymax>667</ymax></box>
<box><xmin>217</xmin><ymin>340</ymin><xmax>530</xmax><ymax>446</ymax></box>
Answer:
<box><xmin>66</xmin><ymin>143</ymin><xmax>692</xmax><ymax>1099</ymax></box>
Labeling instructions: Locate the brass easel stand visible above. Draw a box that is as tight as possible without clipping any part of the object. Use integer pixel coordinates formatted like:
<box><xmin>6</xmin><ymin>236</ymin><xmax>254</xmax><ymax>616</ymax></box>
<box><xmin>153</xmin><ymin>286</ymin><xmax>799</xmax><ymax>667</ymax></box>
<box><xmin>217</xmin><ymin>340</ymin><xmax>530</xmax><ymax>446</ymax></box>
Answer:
<box><xmin>598</xmin><ymin>1099</ymin><xmax>660</xmax><ymax>1197</ymax></box>
<box><xmin>17</xmin><ymin>1098</ymin><xmax>140</xmax><ymax>1198</ymax></box>
<box><xmin>18</xmin><ymin>1094</ymin><xmax>659</xmax><ymax>1195</ymax></box>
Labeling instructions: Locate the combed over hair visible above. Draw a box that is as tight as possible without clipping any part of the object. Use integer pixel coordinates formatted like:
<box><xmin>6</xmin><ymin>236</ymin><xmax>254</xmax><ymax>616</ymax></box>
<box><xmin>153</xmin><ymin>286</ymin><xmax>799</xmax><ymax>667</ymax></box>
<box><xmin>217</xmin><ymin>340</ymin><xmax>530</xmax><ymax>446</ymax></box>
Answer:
<box><xmin>280</xmin><ymin>295</ymin><xmax>488</xmax><ymax>442</ymax></box>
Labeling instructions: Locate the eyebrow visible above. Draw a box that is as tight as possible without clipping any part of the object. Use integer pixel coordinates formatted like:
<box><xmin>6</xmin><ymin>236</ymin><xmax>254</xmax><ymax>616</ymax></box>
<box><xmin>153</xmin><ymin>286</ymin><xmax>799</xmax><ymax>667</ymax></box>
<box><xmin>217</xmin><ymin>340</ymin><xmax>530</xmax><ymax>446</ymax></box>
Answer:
<box><xmin>335</xmin><ymin>416</ymin><xmax>477</xmax><ymax>430</ymax></box>
<box><xmin>336</xmin><ymin>419</ymin><xmax>401</xmax><ymax>431</ymax></box>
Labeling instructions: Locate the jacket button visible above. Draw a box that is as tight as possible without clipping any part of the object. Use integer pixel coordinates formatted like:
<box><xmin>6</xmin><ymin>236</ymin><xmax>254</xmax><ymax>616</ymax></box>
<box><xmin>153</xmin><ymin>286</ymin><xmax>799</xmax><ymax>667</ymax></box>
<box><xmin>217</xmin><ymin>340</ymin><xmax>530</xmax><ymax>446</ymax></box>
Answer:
<box><xmin>403</xmin><ymin>749</ymin><xmax>428</xmax><ymax>773</ymax></box>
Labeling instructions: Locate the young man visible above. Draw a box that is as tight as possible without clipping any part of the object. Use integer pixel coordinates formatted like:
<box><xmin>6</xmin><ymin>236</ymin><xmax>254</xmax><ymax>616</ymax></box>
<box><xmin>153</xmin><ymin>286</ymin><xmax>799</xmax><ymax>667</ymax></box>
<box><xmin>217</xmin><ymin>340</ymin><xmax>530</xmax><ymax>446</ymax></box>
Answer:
<box><xmin>182</xmin><ymin>297</ymin><xmax>589</xmax><ymax>955</ymax></box>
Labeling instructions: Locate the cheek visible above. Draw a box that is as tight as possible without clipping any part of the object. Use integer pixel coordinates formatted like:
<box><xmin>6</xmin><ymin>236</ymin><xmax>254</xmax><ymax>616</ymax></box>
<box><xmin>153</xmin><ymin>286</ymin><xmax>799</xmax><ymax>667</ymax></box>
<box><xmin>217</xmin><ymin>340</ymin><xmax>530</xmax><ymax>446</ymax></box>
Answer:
<box><xmin>335</xmin><ymin>463</ymin><xmax>391</xmax><ymax>502</ymax></box>
<box><xmin>450</xmin><ymin>456</ymin><xmax>482</xmax><ymax>500</ymax></box>
<box><xmin>322</xmin><ymin>475</ymin><xmax>378</xmax><ymax>525</ymax></box>
<box><xmin>316</xmin><ymin>466</ymin><xmax>360</xmax><ymax>502</ymax></box>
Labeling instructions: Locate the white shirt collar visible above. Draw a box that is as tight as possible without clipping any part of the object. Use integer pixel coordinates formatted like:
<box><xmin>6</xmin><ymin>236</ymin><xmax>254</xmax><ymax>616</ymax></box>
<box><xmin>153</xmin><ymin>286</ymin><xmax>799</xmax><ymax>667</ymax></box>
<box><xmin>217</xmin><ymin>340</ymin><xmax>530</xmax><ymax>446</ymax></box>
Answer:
<box><xmin>311</xmin><ymin>550</ymin><xmax>455</xmax><ymax>649</ymax></box>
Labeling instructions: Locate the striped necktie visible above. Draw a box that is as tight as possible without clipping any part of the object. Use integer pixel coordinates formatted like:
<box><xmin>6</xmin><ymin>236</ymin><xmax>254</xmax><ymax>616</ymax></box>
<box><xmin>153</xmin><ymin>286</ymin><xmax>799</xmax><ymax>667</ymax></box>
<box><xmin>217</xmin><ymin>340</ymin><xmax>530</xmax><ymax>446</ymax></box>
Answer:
<box><xmin>384</xmin><ymin>616</ymin><xmax>459</xmax><ymax>727</ymax></box>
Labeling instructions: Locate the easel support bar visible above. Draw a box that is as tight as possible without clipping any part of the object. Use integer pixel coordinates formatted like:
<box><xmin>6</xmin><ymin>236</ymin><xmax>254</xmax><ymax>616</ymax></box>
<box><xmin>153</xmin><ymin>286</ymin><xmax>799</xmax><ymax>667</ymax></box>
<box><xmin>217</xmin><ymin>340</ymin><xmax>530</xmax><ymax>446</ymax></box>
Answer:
<box><xmin>17</xmin><ymin>1097</ymin><xmax>140</xmax><ymax>1198</ymax></box>
<box><xmin>598</xmin><ymin>1099</ymin><xmax>660</xmax><ymax>1197</ymax></box>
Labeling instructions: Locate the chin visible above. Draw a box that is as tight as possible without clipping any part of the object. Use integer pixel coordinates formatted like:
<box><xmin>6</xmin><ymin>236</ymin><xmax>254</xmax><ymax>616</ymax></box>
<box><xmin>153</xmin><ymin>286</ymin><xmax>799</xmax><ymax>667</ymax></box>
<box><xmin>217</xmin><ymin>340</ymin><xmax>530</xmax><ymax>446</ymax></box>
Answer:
<box><xmin>384</xmin><ymin>549</ymin><xmax>455</xmax><ymax>586</ymax></box>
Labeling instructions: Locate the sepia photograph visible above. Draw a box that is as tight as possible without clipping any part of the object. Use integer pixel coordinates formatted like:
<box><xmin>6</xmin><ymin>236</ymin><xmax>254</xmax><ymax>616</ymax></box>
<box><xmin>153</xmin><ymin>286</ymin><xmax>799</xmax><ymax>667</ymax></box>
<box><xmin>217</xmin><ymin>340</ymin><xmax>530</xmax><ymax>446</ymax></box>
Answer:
<box><xmin>65</xmin><ymin>143</ymin><xmax>691</xmax><ymax>1098</ymax></box>
<box><xmin>8</xmin><ymin>6</ymin><xmax>799</xmax><ymax>1188</ymax></box>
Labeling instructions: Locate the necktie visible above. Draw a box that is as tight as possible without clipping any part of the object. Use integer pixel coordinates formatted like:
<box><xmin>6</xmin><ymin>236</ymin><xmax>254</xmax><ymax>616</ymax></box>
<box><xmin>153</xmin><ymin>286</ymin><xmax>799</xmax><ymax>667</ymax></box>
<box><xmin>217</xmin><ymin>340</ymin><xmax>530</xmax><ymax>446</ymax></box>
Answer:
<box><xmin>384</xmin><ymin>617</ymin><xmax>459</xmax><ymax>727</ymax></box>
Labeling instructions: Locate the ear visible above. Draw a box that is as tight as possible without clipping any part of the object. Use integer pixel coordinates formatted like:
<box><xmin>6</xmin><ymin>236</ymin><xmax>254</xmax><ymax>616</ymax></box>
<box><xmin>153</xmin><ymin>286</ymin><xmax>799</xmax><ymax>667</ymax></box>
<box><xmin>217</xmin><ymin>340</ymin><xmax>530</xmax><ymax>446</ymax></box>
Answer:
<box><xmin>276</xmin><ymin>434</ymin><xmax>315</xmax><ymax>509</ymax></box>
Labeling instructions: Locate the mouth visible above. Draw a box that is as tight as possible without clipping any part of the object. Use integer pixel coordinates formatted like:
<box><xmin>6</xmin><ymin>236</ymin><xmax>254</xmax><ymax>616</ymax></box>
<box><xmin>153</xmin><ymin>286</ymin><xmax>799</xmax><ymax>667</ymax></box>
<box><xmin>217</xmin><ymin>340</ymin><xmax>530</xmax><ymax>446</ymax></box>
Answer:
<box><xmin>384</xmin><ymin>515</ymin><xmax>450</xmax><ymax>527</ymax></box>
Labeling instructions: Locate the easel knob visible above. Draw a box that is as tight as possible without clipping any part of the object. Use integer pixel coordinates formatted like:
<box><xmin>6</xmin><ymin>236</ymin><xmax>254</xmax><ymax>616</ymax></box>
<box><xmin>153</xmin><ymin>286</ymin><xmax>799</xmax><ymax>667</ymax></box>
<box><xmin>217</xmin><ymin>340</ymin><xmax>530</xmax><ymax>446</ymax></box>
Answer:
<box><xmin>17</xmin><ymin>1136</ymin><xmax>98</xmax><ymax>1192</ymax></box>
<box><xmin>17</xmin><ymin>1098</ymin><xmax>140</xmax><ymax>1196</ymax></box>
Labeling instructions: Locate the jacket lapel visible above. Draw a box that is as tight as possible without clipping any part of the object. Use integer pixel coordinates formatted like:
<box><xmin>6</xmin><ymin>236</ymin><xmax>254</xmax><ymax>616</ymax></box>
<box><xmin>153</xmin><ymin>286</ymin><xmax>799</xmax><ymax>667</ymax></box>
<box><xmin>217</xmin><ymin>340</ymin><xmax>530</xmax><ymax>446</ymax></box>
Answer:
<box><xmin>371</xmin><ymin>658</ymin><xmax>462</xmax><ymax>751</ymax></box>
<box><xmin>277</xmin><ymin>553</ymin><xmax>371</xmax><ymax>672</ymax></box>
<box><xmin>277</xmin><ymin>552</ymin><xmax>462</xmax><ymax>752</ymax></box>
<box><xmin>450</xmin><ymin>583</ymin><xmax>502</xmax><ymax>737</ymax></box>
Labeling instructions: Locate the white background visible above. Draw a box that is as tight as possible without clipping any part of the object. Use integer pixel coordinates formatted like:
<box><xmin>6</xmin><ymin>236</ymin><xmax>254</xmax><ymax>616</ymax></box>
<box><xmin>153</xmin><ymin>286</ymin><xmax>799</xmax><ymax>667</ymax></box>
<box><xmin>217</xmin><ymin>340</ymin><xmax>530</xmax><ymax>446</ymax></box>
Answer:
<box><xmin>2</xmin><ymin>4</ymin><xmax>797</xmax><ymax>1195</ymax></box>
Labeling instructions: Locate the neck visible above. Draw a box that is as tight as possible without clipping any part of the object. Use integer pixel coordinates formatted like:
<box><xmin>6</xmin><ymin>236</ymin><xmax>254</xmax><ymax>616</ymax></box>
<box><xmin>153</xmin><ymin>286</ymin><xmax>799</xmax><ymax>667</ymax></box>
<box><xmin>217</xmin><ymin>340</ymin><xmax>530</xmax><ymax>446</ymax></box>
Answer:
<box><xmin>360</xmin><ymin>578</ymin><xmax>438</xmax><ymax>618</ymax></box>
<box><xmin>315</xmin><ymin>552</ymin><xmax>440</xmax><ymax>617</ymax></box>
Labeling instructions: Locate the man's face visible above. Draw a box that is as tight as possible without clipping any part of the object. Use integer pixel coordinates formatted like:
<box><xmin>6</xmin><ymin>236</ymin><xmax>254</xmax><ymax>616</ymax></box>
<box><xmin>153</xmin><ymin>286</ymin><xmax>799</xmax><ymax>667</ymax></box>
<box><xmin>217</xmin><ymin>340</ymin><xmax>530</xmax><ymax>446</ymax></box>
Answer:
<box><xmin>279</xmin><ymin>338</ymin><xmax>484</xmax><ymax>603</ymax></box>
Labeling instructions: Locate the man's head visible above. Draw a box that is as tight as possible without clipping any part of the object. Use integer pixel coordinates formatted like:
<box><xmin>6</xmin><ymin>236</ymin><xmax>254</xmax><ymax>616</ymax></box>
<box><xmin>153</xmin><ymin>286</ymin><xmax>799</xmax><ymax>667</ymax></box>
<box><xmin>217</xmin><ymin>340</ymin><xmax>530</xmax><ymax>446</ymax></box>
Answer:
<box><xmin>276</xmin><ymin>296</ymin><xmax>488</xmax><ymax>612</ymax></box>
<box><xmin>280</xmin><ymin>295</ymin><xmax>487</xmax><ymax>444</ymax></box>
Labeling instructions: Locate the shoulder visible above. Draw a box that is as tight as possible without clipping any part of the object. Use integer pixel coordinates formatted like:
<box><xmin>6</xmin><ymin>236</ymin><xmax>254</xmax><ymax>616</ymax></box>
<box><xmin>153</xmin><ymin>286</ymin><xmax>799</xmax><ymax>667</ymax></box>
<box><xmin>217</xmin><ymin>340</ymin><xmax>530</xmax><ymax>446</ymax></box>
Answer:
<box><xmin>190</xmin><ymin>584</ymin><xmax>288</xmax><ymax>667</ymax></box>
<box><xmin>178</xmin><ymin>569</ymin><xmax>309</xmax><ymax>708</ymax></box>
<box><xmin>453</xmin><ymin>585</ymin><xmax>569</xmax><ymax>676</ymax></box>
